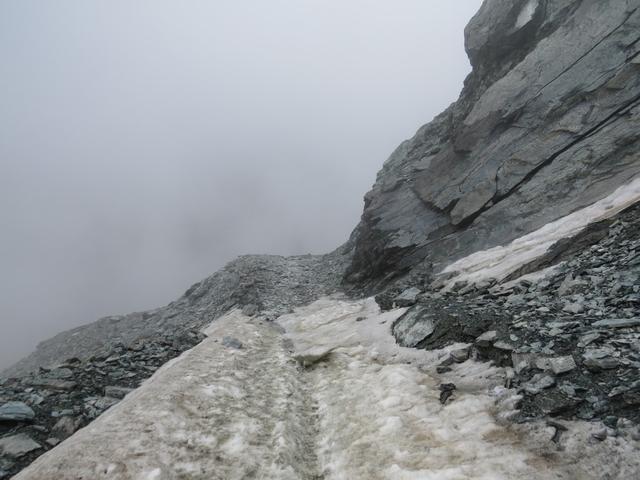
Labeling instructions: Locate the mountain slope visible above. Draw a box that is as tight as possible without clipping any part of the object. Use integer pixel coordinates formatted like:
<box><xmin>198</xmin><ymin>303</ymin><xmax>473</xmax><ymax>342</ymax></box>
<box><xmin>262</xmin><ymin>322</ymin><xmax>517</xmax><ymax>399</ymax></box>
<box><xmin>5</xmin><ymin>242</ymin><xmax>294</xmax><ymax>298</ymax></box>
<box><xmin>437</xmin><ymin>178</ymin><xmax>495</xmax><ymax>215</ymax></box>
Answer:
<box><xmin>3</xmin><ymin>1</ymin><xmax>640</xmax><ymax>477</ymax></box>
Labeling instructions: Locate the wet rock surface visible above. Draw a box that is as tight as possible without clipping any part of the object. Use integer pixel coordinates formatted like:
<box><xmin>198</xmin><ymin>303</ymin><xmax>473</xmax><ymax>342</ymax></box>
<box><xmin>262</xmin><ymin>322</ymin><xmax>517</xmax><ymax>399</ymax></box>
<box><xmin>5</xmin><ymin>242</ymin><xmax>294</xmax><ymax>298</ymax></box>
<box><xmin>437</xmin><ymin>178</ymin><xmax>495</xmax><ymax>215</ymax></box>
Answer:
<box><xmin>0</xmin><ymin>328</ymin><xmax>204</xmax><ymax>478</ymax></box>
<box><xmin>390</xmin><ymin>201</ymin><xmax>640</xmax><ymax>426</ymax></box>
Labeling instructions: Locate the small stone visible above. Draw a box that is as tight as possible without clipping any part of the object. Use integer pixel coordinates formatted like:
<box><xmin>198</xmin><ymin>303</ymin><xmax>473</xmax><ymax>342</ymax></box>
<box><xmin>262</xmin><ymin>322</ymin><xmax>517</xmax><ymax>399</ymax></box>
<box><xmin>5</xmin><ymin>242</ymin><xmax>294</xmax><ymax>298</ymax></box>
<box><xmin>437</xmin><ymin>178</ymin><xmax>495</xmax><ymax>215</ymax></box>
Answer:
<box><xmin>592</xmin><ymin>428</ymin><xmax>607</xmax><ymax>441</ymax></box>
<box><xmin>449</xmin><ymin>346</ymin><xmax>470</xmax><ymax>363</ymax></box>
<box><xmin>0</xmin><ymin>401</ymin><xmax>36</xmax><ymax>422</ymax></box>
<box><xmin>293</xmin><ymin>346</ymin><xmax>334</xmax><ymax>367</ymax></box>
<box><xmin>622</xmin><ymin>392</ymin><xmax>640</xmax><ymax>405</ymax></box>
<box><xmin>394</xmin><ymin>287</ymin><xmax>422</xmax><ymax>307</ymax></box>
<box><xmin>104</xmin><ymin>386</ymin><xmax>135</xmax><ymax>399</ymax></box>
<box><xmin>578</xmin><ymin>332</ymin><xmax>601</xmax><ymax>347</ymax></box>
<box><xmin>28</xmin><ymin>393</ymin><xmax>44</xmax><ymax>406</ymax></box>
<box><xmin>603</xmin><ymin>416</ymin><xmax>618</xmax><ymax>429</ymax></box>
<box><xmin>476</xmin><ymin>331</ymin><xmax>498</xmax><ymax>347</ymax></box>
<box><xmin>493</xmin><ymin>341</ymin><xmax>514</xmax><ymax>351</ymax></box>
<box><xmin>0</xmin><ymin>433</ymin><xmax>41</xmax><ymax>457</ymax></box>
<box><xmin>609</xmin><ymin>385</ymin><xmax>630</xmax><ymax>398</ymax></box>
<box><xmin>523</xmin><ymin>373</ymin><xmax>556</xmax><ymax>395</ymax></box>
<box><xmin>48</xmin><ymin>367</ymin><xmax>74</xmax><ymax>379</ymax></box>
<box><xmin>512</xmin><ymin>353</ymin><xmax>535</xmax><ymax>374</ymax></box>
<box><xmin>90</xmin><ymin>396</ymin><xmax>120</xmax><ymax>411</ymax></box>
<box><xmin>559</xmin><ymin>383</ymin><xmax>576</xmax><ymax>397</ymax></box>
<box><xmin>547</xmin><ymin>419</ymin><xmax>568</xmax><ymax>443</ymax></box>
<box><xmin>548</xmin><ymin>356</ymin><xmax>577</xmax><ymax>374</ymax></box>
<box><xmin>222</xmin><ymin>336</ymin><xmax>243</xmax><ymax>349</ymax></box>
<box><xmin>241</xmin><ymin>304</ymin><xmax>258</xmax><ymax>316</ymax></box>
<box><xmin>439</xmin><ymin>383</ymin><xmax>456</xmax><ymax>405</ymax></box>
<box><xmin>583</xmin><ymin>350</ymin><xmax>621</xmax><ymax>370</ymax></box>
<box><xmin>506</xmin><ymin>294</ymin><xmax>525</xmax><ymax>306</ymax></box>
<box><xmin>30</xmin><ymin>378</ymin><xmax>77</xmax><ymax>391</ymax></box>
<box><xmin>592</xmin><ymin>318</ymin><xmax>640</xmax><ymax>329</ymax></box>
<box><xmin>562</xmin><ymin>302</ymin><xmax>584</xmax><ymax>314</ymax></box>
<box><xmin>52</xmin><ymin>416</ymin><xmax>81</xmax><ymax>440</ymax></box>
<box><xmin>45</xmin><ymin>438</ymin><xmax>61</xmax><ymax>447</ymax></box>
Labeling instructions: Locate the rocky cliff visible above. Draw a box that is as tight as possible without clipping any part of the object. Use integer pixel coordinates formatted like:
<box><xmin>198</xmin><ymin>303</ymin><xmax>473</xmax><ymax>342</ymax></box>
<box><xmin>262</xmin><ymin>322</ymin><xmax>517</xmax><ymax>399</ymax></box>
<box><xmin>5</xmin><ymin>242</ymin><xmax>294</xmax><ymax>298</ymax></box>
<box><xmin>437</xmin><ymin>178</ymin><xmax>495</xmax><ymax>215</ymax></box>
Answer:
<box><xmin>345</xmin><ymin>0</ymin><xmax>640</xmax><ymax>289</ymax></box>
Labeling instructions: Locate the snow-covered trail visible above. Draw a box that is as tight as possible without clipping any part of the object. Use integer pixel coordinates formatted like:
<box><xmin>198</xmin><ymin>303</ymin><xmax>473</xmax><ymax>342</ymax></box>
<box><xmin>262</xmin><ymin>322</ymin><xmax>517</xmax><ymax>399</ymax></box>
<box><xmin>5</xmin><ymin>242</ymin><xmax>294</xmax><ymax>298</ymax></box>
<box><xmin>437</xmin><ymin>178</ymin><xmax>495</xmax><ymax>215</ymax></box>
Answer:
<box><xmin>15</xmin><ymin>311</ymin><xmax>321</xmax><ymax>480</ymax></box>
<box><xmin>15</xmin><ymin>298</ymin><xmax>640</xmax><ymax>479</ymax></box>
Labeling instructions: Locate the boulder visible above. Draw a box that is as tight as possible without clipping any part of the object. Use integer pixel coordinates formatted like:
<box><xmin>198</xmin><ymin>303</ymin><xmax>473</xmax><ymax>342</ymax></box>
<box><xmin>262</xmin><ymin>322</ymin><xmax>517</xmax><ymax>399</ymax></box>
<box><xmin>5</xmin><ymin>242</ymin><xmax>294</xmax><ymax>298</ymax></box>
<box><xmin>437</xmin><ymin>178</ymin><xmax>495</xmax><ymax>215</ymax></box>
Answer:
<box><xmin>104</xmin><ymin>386</ymin><xmax>135</xmax><ymax>399</ymax></box>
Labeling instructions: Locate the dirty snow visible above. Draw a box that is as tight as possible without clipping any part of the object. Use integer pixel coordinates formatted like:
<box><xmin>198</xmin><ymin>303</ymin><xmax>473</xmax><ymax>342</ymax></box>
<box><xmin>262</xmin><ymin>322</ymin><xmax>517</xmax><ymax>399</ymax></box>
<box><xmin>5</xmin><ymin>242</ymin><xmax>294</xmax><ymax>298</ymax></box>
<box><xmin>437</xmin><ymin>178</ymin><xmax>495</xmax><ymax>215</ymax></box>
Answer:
<box><xmin>15</xmin><ymin>298</ymin><xmax>640</xmax><ymax>479</ymax></box>
<box><xmin>440</xmin><ymin>176</ymin><xmax>640</xmax><ymax>287</ymax></box>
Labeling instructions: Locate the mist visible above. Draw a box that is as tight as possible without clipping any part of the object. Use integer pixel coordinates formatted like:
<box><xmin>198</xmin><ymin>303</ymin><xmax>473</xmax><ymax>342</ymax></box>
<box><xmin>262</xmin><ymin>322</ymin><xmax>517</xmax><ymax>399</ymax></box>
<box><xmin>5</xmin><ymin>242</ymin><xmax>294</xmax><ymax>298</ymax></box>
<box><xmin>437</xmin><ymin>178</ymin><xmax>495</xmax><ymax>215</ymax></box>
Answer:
<box><xmin>0</xmin><ymin>1</ymin><xmax>482</xmax><ymax>370</ymax></box>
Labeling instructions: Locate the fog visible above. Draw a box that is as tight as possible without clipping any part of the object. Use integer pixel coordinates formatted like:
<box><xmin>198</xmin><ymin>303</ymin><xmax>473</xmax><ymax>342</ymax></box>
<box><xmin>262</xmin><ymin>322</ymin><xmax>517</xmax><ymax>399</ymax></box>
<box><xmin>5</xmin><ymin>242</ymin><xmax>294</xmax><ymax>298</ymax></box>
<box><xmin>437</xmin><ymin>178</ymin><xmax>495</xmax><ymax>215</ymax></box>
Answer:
<box><xmin>0</xmin><ymin>1</ymin><xmax>482</xmax><ymax>370</ymax></box>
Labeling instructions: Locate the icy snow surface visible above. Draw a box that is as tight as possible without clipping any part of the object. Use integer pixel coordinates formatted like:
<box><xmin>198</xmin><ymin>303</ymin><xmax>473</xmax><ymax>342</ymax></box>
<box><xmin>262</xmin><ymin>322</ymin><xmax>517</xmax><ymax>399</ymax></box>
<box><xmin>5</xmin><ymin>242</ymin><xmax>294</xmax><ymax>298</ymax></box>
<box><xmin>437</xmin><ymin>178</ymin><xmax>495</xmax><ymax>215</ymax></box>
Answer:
<box><xmin>15</xmin><ymin>298</ymin><xmax>640</xmax><ymax>479</ymax></box>
<box><xmin>440</xmin><ymin>176</ymin><xmax>640</xmax><ymax>287</ymax></box>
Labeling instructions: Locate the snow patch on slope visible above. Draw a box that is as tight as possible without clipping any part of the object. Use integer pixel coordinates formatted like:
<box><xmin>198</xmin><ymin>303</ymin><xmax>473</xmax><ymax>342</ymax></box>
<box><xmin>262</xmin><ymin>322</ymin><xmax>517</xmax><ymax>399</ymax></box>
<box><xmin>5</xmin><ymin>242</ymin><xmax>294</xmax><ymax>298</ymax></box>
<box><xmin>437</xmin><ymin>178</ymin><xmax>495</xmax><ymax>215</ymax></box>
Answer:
<box><xmin>440</xmin><ymin>176</ymin><xmax>640</xmax><ymax>287</ymax></box>
<box><xmin>14</xmin><ymin>298</ymin><xmax>640</xmax><ymax>479</ymax></box>
<box><xmin>15</xmin><ymin>310</ymin><xmax>320</xmax><ymax>480</ymax></box>
<box><xmin>280</xmin><ymin>298</ymin><xmax>551</xmax><ymax>479</ymax></box>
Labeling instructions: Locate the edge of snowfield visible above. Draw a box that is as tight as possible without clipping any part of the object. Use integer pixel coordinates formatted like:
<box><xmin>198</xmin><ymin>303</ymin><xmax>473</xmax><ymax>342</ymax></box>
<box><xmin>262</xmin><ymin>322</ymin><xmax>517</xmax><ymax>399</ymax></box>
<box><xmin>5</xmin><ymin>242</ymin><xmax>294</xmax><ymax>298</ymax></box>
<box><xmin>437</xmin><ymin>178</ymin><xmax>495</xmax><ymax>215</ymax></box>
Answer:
<box><xmin>439</xmin><ymin>176</ymin><xmax>640</xmax><ymax>288</ymax></box>
<box><xmin>14</xmin><ymin>298</ymin><xmax>640</xmax><ymax>480</ymax></box>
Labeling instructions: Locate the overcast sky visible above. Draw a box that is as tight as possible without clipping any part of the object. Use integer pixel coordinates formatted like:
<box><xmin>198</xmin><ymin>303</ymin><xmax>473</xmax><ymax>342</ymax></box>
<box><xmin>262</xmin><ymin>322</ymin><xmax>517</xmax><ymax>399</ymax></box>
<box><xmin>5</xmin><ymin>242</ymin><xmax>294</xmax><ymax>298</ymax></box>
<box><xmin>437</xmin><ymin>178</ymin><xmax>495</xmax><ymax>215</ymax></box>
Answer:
<box><xmin>0</xmin><ymin>1</ymin><xmax>482</xmax><ymax>369</ymax></box>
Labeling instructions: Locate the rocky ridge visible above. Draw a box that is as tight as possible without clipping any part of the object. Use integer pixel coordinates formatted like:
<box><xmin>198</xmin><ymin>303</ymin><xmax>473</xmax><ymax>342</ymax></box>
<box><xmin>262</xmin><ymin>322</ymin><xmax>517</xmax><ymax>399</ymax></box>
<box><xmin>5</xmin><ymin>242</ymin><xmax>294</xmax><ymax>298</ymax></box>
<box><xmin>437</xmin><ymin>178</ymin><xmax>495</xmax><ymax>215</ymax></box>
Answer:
<box><xmin>3</xmin><ymin>249</ymin><xmax>349</xmax><ymax>378</ymax></box>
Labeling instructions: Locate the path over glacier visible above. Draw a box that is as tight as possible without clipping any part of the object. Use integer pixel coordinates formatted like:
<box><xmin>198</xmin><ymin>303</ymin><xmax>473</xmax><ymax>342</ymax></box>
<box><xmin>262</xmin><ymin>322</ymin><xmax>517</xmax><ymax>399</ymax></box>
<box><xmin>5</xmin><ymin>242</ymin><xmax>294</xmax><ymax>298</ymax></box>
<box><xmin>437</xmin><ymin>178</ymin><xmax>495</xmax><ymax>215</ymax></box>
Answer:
<box><xmin>15</xmin><ymin>298</ymin><xmax>640</xmax><ymax>479</ymax></box>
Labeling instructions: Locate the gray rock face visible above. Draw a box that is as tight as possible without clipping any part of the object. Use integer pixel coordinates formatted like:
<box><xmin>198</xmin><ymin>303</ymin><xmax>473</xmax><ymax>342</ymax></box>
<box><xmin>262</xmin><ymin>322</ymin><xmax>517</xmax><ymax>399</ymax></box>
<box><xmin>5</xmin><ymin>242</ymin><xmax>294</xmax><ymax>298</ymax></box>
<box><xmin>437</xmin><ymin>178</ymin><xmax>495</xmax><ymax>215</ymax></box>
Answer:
<box><xmin>346</xmin><ymin>0</ymin><xmax>640</xmax><ymax>288</ymax></box>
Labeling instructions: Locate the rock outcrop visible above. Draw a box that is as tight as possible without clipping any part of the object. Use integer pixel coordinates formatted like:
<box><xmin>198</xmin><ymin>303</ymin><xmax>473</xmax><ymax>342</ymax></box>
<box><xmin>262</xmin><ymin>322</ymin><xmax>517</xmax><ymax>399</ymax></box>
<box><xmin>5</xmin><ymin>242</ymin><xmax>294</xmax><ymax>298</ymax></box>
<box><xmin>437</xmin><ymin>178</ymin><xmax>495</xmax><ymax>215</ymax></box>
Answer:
<box><xmin>346</xmin><ymin>0</ymin><xmax>640</xmax><ymax>289</ymax></box>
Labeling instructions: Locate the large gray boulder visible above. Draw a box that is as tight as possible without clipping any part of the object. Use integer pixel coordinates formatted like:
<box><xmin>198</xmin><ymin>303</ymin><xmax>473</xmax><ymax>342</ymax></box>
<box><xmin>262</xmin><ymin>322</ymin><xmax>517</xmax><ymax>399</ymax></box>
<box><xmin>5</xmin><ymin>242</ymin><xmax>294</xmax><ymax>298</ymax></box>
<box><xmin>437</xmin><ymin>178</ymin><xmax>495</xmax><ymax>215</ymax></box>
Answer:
<box><xmin>346</xmin><ymin>0</ymin><xmax>640</xmax><ymax>288</ymax></box>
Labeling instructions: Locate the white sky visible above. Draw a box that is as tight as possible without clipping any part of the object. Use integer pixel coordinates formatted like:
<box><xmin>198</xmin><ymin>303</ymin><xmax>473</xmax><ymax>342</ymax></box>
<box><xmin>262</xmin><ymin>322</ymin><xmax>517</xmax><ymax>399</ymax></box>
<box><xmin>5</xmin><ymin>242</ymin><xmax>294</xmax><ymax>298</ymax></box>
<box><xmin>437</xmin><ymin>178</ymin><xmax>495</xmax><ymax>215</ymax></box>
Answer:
<box><xmin>0</xmin><ymin>0</ymin><xmax>483</xmax><ymax>368</ymax></box>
